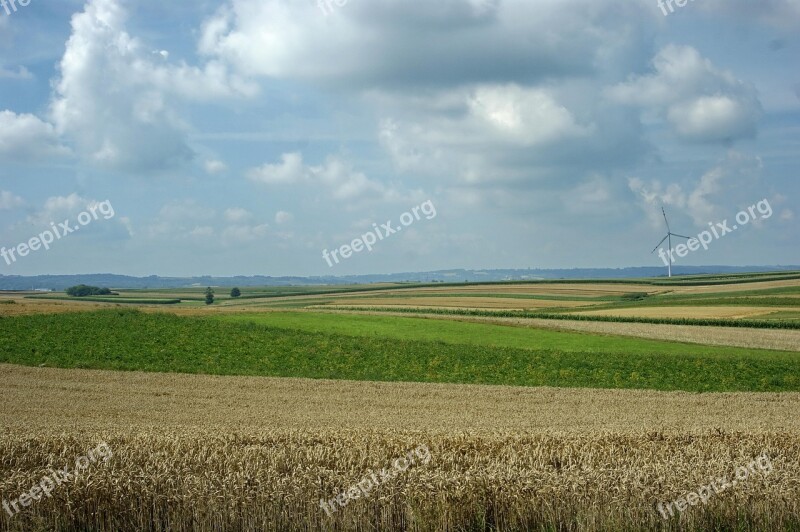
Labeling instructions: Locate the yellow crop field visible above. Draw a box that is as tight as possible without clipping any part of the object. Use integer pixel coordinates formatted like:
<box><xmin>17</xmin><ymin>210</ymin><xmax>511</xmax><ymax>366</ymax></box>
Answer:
<box><xmin>2</xmin><ymin>365</ymin><xmax>799</xmax><ymax>531</ymax></box>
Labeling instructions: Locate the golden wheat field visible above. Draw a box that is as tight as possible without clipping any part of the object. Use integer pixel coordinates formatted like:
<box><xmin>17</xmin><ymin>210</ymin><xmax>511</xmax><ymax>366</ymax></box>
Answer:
<box><xmin>1</xmin><ymin>364</ymin><xmax>800</xmax><ymax>531</ymax></box>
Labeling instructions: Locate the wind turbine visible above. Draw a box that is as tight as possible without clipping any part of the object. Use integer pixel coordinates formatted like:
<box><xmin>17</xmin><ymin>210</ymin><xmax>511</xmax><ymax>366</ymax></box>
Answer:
<box><xmin>651</xmin><ymin>207</ymin><xmax>691</xmax><ymax>278</ymax></box>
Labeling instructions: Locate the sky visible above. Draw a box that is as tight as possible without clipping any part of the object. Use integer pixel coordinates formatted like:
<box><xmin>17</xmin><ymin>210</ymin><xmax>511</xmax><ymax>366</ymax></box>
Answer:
<box><xmin>0</xmin><ymin>0</ymin><xmax>798</xmax><ymax>277</ymax></box>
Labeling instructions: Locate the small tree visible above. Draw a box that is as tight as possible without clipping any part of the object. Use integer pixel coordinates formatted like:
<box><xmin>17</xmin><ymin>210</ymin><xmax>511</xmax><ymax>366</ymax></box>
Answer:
<box><xmin>230</xmin><ymin>287</ymin><xmax>241</xmax><ymax>298</ymax></box>
<box><xmin>205</xmin><ymin>287</ymin><xmax>215</xmax><ymax>305</ymax></box>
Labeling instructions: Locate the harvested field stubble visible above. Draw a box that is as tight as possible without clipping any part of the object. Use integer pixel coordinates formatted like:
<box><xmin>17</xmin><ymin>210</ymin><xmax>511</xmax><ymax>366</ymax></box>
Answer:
<box><xmin>0</xmin><ymin>431</ymin><xmax>798</xmax><ymax>531</ymax></box>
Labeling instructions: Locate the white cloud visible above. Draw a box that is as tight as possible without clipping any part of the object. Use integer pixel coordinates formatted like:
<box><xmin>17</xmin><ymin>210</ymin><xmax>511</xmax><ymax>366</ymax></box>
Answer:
<box><xmin>607</xmin><ymin>45</ymin><xmax>762</xmax><ymax>142</ymax></box>
<box><xmin>0</xmin><ymin>111</ymin><xmax>69</xmax><ymax>160</ymax></box>
<box><xmin>0</xmin><ymin>190</ymin><xmax>24</xmax><ymax>210</ymax></box>
<box><xmin>628</xmin><ymin>177</ymin><xmax>687</xmax><ymax>228</ymax></box>
<box><xmin>48</xmin><ymin>0</ymin><xmax>257</xmax><ymax>172</ymax></box>
<box><xmin>247</xmin><ymin>152</ymin><xmax>305</xmax><ymax>185</ymax></box>
<box><xmin>384</xmin><ymin>85</ymin><xmax>590</xmax><ymax>151</ymax></box>
<box><xmin>204</xmin><ymin>159</ymin><xmax>228</xmax><ymax>174</ymax></box>
<box><xmin>247</xmin><ymin>152</ymin><xmax>395</xmax><ymax>200</ymax></box>
<box><xmin>275</xmin><ymin>210</ymin><xmax>293</xmax><ymax>224</ymax></box>
<box><xmin>19</xmin><ymin>194</ymin><xmax>128</xmax><ymax>241</ymax></box>
<box><xmin>686</xmin><ymin>166</ymin><xmax>725</xmax><ymax>225</ymax></box>
<box><xmin>199</xmin><ymin>0</ymin><xmax>656</xmax><ymax>87</ymax></box>
<box><xmin>147</xmin><ymin>200</ymin><xmax>268</xmax><ymax>245</ymax></box>
<box><xmin>468</xmin><ymin>85</ymin><xmax>592</xmax><ymax>144</ymax></box>
<box><xmin>667</xmin><ymin>95</ymin><xmax>761</xmax><ymax>142</ymax></box>
<box><xmin>378</xmin><ymin>84</ymin><xmax>595</xmax><ymax>185</ymax></box>
<box><xmin>23</xmin><ymin>193</ymin><xmax>87</xmax><ymax>227</ymax></box>
<box><xmin>629</xmin><ymin>151</ymin><xmax>767</xmax><ymax>228</ymax></box>
<box><xmin>224</xmin><ymin>207</ymin><xmax>251</xmax><ymax>222</ymax></box>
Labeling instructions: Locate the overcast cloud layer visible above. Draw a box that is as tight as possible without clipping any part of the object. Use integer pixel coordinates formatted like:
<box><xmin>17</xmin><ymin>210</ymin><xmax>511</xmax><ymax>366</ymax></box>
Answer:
<box><xmin>0</xmin><ymin>0</ymin><xmax>797</xmax><ymax>276</ymax></box>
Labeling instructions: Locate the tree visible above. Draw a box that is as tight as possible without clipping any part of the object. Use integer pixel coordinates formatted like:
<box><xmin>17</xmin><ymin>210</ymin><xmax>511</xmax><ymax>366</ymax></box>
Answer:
<box><xmin>66</xmin><ymin>285</ymin><xmax>114</xmax><ymax>297</ymax></box>
<box><xmin>205</xmin><ymin>287</ymin><xmax>215</xmax><ymax>305</ymax></box>
<box><xmin>230</xmin><ymin>287</ymin><xmax>241</xmax><ymax>298</ymax></box>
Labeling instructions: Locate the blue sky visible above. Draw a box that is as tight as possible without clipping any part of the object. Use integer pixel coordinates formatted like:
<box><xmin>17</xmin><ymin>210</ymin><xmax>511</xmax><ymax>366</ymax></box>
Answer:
<box><xmin>0</xmin><ymin>0</ymin><xmax>797</xmax><ymax>277</ymax></box>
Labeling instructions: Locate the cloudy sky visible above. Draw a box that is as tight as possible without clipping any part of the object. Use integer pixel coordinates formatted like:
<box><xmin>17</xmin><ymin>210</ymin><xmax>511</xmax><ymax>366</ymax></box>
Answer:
<box><xmin>0</xmin><ymin>0</ymin><xmax>798</xmax><ymax>277</ymax></box>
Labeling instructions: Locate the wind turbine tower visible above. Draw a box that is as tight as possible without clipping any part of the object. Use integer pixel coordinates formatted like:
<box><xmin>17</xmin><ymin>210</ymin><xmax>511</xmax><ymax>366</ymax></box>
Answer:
<box><xmin>651</xmin><ymin>207</ymin><xmax>691</xmax><ymax>278</ymax></box>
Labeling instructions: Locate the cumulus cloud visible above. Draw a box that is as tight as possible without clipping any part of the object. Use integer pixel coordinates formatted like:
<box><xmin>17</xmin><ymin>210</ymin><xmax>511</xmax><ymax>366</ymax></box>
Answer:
<box><xmin>275</xmin><ymin>210</ymin><xmax>293</xmax><ymax>224</ymax></box>
<box><xmin>629</xmin><ymin>151</ymin><xmax>766</xmax><ymax>228</ymax></box>
<box><xmin>0</xmin><ymin>111</ymin><xmax>70</xmax><ymax>160</ymax></box>
<box><xmin>607</xmin><ymin>45</ymin><xmax>762</xmax><ymax>142</ymax></box>
<box><xmin>469</xmin><ymin>85</ymin><xmax>592</xmax><ymax>144</ymax></box>
<box><xmin>247</xmin><ymin>153</ymin><xmax>306</xmax><ymax>185</ymax></box>
<box><xmin>247</xmin><ymin>152</ymin><xmax>396</xmax><ymax>201</ymax></box>
<box><xmin>378</xmin><ymin>83</ymin><xmax>616</xmax><ymax>186</ymax></box>
<box><xmin>204</xmin><ymin>159</ymin><xmax>228</xmax><ymax>174</ymax></box>
<box><xmin>17</xmin><ymin>193</ymin><xmax>129</xmax><ymax>239</ymax></box>
<box><xmin>199</xmin><ymin>0</ymin><xmax>656</xmax><ymax>88</ymax></box>
<box><xmin>48</xmin><ymin>0</ymin><xmax>257</xmax><ymax>172</ymax></box>
<box><xmin>147</xmin><ymin>199</ymin><xmax>269</xmax><ymax>245</ymax></box>
<box><xmin>381</xmin><ymin>85</ymin><xmax>590</xmax><ymax>156</ymax></box>
<box><xmin>0</xmin><ymin>190</ymin><xmax>24</xmax><ymax>210</ymax></box>
<box><xmin>196</xmin><ymin>0</ymin><xmax>658</xmax><ymax>206</ymax></box>
<box><xmin>24</xmin><ymin>194</ymin><xmax>116</xmax><ymax>225</ymax></box>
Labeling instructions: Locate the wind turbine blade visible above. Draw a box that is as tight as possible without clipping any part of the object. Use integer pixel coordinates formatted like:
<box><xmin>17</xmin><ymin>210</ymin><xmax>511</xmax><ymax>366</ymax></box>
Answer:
<box><xmin>662</xmin><ymin>207</ymin><xmax>671</xmax><ymax>232</ymax></box>
<box><xmin>651</xmin><ymin>234</ymin><xmax>669</xmax><ymax>253</ymax></box>
<box><xmin>670</xmin><ymin>233</ymin><xmax>692</xmax><ymax>239</ymax></box>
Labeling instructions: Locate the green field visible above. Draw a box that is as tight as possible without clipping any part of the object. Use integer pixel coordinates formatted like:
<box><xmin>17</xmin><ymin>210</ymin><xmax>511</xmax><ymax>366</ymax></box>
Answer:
<box><xmin>1</xmin><ymin>309</ymin><xmax>798</xmax><ymax>392</ymax></box>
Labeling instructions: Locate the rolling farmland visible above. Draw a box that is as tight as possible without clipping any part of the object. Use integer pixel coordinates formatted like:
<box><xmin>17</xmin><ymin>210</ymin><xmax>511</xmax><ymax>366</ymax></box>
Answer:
<box><xmin>1</xmin><ymin>273</ymin><xmax>799</xmax><ymax>530</ymax></box>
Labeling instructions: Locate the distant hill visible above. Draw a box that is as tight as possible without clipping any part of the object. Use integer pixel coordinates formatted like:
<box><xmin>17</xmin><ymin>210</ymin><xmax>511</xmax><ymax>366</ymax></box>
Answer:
<box><xmin>1</xmin><ymin>266</ymin><xmax>798</xmax><ymax>290</ymax></box>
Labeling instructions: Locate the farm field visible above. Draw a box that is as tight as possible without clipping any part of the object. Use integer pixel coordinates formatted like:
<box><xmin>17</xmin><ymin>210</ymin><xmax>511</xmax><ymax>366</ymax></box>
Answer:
<box><xmin>573</xmin><ymin>305</ymin><xmax>779</xmax><ymax>319</ymax></box>
<box><xmin>2</xmin><ymin>308</ymin><xmax>800</xmax><ymax>391</ymax></box>
<box><xmin>1</xmin><ymin>273</ymin><xmax>799</xmax><ymax>530</ymax></box>
<box><xmin>1</xmin><ymin>364</ymin><xmax>800</xmax><ymax>531</ymax></box>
